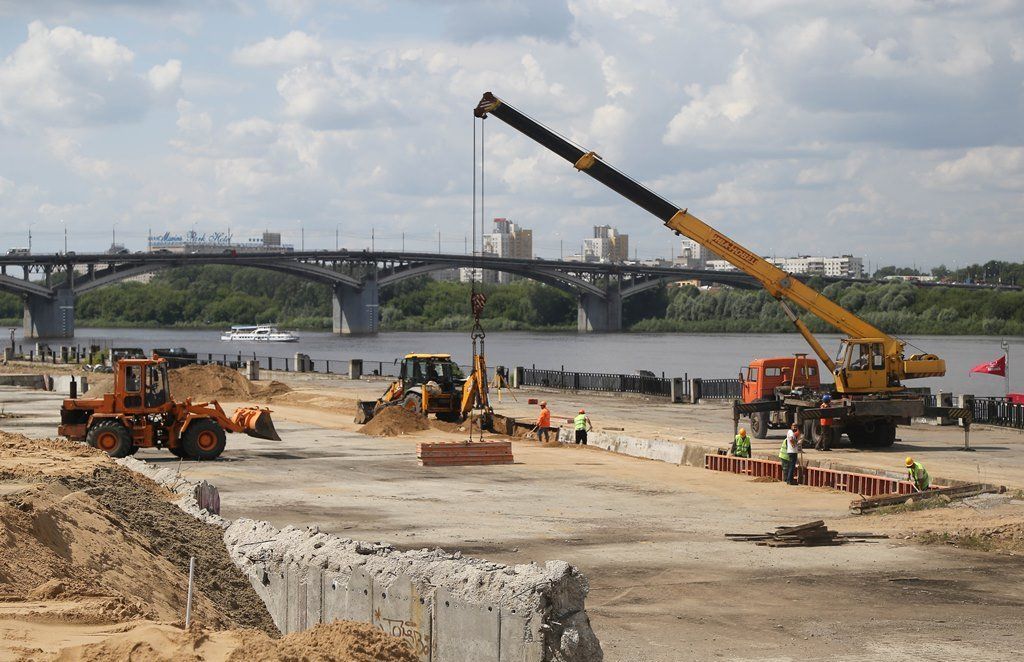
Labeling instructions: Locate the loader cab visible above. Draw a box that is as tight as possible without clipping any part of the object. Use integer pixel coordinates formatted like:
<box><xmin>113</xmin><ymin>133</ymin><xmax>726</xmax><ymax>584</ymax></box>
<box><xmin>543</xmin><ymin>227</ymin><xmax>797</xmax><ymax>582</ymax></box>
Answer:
<box><xmin>834</xmin><ymin>338</ymin><xmax>892</xmax><ymax>392</ymax></box>
<box><xmin>115</xmin><ymin>358</ymin><xmax>170</xmax><ymax>412</ymax></box>
<box><xmin>741</xmin><ymin>356</ymin><xmax>820</xmax><ymax>403</ymax></box>
<box><xmin>400</xmin><ymin>354</ymin><xmax>461</xmax><ymax>389</ymax></box>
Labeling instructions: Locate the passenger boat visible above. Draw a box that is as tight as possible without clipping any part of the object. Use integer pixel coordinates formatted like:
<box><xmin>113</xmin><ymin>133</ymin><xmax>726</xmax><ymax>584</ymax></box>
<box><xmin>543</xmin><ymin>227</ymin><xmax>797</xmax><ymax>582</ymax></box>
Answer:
<box><xmin>220</xmin><ymin>325</ymin><xmax>300</xmax><ymax>342</ymax></box>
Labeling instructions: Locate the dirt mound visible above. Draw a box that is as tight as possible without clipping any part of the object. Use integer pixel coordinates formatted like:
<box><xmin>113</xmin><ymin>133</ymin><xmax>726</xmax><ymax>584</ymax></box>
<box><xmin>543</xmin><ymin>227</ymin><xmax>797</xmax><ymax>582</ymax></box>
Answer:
<box><xmin>357</xmin><ymin>406</ymin><xmax>429</xmax><ymax>436</ymax></box>
<box><xmin>229</xmin><ymin>620</ymin><xmax>419</xmax><ymax>661</ymax></box>
<box><xmin>0</xmin><ymin>432</ymin><xmax>275</xmax><ymax>639</ymax></box>
<box><xmin>57</xmin><ymin>464</ymin><xmax>276</xmax><ymax>633</ymax></box>
<box><xmin>0</xmin><ymin>431</ymin><xmax>106</xmax><ymax>480</ymax></box>
<box><xmin>916</xmin><ymin>522</ymin><xmax>1024</xmax><ymax>554</ymax></box>
<box><xmin>48</xmin><ymin>620</ymin><xmax>418</xmax><ymax>662</ymax></box>
<box><xmin>82</xmin><ymin>373</ymin><xmax>113</xmax><ymax>395</ymax></box>
<box><xmin>169</xmin><ymin>364</ymin><xmax>257</xmax><ymax>400</ymax></box>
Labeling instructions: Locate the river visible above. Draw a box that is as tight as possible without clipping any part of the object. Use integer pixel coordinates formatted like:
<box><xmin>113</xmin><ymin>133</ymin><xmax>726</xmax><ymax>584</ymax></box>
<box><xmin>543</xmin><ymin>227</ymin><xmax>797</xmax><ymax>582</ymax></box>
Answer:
<box><xmin>21</xmin><ymin>327</ymin><xmax>1019</xmax><ymax>398</ymax></box>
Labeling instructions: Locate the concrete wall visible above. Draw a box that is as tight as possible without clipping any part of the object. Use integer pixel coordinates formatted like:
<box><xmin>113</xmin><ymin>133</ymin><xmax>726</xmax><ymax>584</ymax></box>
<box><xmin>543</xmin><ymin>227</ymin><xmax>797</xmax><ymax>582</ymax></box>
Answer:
<box><xmin>118</xmin><ymin>457</ymin><xmax>603</xmax><ymax>662</ymax></box>
<box><xmin>0</xmin><ymin>374</ymin><xmax>48</xmax><ymax>389</ymax></box>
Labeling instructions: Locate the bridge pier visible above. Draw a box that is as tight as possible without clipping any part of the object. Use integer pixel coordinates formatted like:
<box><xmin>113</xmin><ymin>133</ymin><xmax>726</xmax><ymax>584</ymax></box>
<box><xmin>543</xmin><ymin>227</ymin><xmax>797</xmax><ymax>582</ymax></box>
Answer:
<box><xmin>577</xmin><ymin>290</ymin><xmax>621</xmax><ymax>333</ymax></box>
<box><xmin>24</xmin><ymin>288</ymin><xmax>75</xmax><ymax>339</ymax></box>
<box><xmin>332</xmin><ymin>277</ymin><xmax>379</xmax><ymax>335</ymax></box>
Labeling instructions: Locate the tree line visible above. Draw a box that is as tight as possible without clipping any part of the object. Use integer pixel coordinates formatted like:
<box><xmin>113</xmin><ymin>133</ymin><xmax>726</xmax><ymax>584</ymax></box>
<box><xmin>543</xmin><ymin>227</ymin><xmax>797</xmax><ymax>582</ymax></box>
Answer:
<box><xmin>0</xmin><ymin>263</ymin><xmax>1021</xmax><ymax>335</ymax></box>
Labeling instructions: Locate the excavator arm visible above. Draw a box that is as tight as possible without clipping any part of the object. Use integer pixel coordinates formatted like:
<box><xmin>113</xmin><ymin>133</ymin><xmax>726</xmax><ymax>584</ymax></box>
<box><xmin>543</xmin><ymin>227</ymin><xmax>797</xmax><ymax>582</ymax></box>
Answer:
<box><xmin>474</xmin><ymin>92</ymin><xmax>945</xmax><ymax>391</ymax></box>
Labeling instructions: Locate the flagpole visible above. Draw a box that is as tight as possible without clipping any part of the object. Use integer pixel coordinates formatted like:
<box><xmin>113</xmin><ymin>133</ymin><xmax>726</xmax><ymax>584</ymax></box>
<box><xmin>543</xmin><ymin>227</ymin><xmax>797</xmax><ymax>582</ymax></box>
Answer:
<box><xmin>1002</xmin><ymin>339</ymin><xmax>1010</xmax><ymax>396</ymax></box>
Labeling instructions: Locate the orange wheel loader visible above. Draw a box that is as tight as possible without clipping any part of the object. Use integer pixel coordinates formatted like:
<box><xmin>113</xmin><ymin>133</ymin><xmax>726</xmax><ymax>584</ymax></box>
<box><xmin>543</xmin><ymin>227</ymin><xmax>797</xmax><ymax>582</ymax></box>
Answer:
<box><xmin>58</xmin><ymin>357</ymin><xmax>280</xmax><ymax>460</ymax></box>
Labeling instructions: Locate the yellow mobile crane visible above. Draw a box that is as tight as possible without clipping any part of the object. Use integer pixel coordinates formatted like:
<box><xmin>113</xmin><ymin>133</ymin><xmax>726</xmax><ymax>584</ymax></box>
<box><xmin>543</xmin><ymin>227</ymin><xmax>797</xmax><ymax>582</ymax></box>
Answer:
<box><xmin>475</xmin><ymin>92</ymin><xmax>962</xmax><ymax>447</ymax></box>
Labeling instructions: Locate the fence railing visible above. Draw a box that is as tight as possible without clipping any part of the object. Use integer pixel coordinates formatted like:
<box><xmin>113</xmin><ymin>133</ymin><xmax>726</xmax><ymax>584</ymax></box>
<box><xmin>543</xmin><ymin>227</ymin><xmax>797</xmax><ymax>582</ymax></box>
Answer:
<box><xmin>521</xmin><ymin>367</ymin><xmax>679</xmax><ymax>398</ymax></box>
<box><xmin>697</xmin><ymin>378</ymin><xmax>742</xmax><ymax>400</ymax></box>
<box><xmin>971</xmin><ymin>398</ymin><xmax>1024</xmax><ymax>429</ymax></box>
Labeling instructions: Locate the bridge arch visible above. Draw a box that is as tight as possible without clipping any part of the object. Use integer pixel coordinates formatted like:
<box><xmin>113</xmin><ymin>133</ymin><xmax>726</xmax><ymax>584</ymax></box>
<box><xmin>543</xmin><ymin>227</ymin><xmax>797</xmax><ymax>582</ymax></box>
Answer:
<box><xmin>378</xmin><ymin>260</ymin><xmax>607</xmax><ymax>298</ymax></box>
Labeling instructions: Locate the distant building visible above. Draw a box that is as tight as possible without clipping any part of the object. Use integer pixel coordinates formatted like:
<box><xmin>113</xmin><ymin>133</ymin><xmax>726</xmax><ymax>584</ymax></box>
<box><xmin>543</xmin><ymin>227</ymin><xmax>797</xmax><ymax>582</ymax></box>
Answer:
<box><xmin>674</xmin><ymin>238</ymin><xmax>717</xmax><ymax>269</ymax></box>
<box><xmin>583</xmin><ymin>225</ymin><xmax>629</xmax><ymax>263</ymax></box>
<box><xmin>707</xmin><ymin>254</ymin><xmax>863</xmax><ymax>279</ymax></box>
<box><xmin>148</xmin><ymin>230</ymin><xmax>293</xmax><ymax>254</ymax></box>
<box><xmin>476</xmin><ymin>217</ymin><xmax>533</xmax><ymax>284</ymax></box>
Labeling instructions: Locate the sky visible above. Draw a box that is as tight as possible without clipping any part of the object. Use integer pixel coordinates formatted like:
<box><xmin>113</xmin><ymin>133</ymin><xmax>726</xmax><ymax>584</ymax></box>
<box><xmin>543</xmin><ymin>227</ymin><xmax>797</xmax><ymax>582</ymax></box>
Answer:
<box><xmin>0</xmin><ymin>0</ymin><xmax>1021</xmax><ymax>269</ymax></box>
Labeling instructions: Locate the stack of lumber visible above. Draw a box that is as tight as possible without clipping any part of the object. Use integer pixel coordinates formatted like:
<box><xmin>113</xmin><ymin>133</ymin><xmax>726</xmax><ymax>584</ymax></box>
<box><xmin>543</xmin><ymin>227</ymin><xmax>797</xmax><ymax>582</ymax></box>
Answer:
<box><xmin>849</xmin><ymin>483</ymin><xmax>1004</xmax><ymax>514</ymax></box>
<box><xmin>417</xmin><ymin>440</ymin><xmax>514</xmax><ymax>467</ymax></box>
<box><xmin>726</xmin><ymin>520</ymin><xmax>888</xmax><ymax>547</ymax></box>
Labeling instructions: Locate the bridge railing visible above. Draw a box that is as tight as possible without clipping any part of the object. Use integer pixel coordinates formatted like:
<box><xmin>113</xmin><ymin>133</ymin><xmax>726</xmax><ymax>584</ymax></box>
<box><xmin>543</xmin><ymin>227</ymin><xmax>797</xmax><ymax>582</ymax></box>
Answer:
<box><xmin>521</xmin><ymin>367</ymin><xmax>678</xmax><ymax>398</ymax></box>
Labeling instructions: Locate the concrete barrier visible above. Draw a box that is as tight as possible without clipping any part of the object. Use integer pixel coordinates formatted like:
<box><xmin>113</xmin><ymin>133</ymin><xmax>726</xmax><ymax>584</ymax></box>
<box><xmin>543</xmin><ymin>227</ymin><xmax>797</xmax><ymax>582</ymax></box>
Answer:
<box><xmin>49</xmin><ymin>374</ymin><xmax>86</xmax><ymax>396</ymax></box>
<box><xmin>117</xmin><ymin>457</ymin><xmax>603</xmax><ymax>662</ymax></box>
<box><xmin>0</xmin><ymin>374</ymin><xmax>48</xmax><ymax>389</ymax></box>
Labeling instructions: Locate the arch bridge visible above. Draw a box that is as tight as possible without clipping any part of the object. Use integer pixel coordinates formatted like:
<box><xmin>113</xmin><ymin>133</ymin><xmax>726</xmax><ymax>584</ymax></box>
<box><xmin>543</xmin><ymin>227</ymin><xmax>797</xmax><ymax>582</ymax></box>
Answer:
<box><xmin>0</xmin><ymin>249</ymin><xmax>768</xmax><ymax>338</ymax></box>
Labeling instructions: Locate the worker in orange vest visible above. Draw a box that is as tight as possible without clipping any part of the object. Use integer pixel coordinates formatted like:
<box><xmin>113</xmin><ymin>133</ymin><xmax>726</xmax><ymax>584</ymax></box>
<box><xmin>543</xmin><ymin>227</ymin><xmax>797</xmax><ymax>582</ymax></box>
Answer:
<box><xmin>816</xmin><ymin>394</ymin><xmax>834</xmax><ymax>451</ymax></box>
<box><xmin>535</xmin><ymin>401</ymin><xmax>553</xmax><ymax>443</ymax></box>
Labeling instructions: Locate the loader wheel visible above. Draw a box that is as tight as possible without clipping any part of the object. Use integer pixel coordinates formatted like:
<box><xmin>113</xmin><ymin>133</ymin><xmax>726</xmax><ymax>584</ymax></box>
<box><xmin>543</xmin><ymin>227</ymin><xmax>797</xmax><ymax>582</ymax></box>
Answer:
<box><xmin>436</xmin><ymin>410</ymin><xmax>463</xmax><ymax>423</ymax></box>
<box><xmin>401</xmin><ymin>393</ymin><xmax>423</xmax><ymax>415</ymax></box>
<box><xmin>182</xmin><ymin>419</ymin><xmax>226</xmax><ymax>461</ymax></box>
<box><xmin>86</xmin><ymin>420</ymin><xmax>133</xmax><ymax>458</ymax></box>
<box><xmin>168</xmin><ymin>445</ymin><xmax>185</xmax><ymax>458</ymax></box>
<box><xmin>750</xmin><ymin>411</ymin><xmax>769</xmax><ymax>439</ymax></box>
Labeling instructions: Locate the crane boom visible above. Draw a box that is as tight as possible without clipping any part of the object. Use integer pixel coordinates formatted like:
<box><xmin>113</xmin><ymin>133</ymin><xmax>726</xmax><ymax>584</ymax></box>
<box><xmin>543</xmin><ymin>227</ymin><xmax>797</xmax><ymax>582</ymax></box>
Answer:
<box><xmin>475</xmin><ymin>92</ymin><xmax>945</xmax><ymax>391</ymax></box>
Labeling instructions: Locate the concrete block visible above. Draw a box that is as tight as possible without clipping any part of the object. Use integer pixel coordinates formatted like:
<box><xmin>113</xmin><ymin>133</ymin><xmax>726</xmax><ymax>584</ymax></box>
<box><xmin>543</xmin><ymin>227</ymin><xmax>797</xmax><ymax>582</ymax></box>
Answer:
<box><xmin>324</xmin><ymin>567</ymin><xmax>373</xmax><ymax>623</ymax></box>
<box><xmin>285</xmin><ymin>563</ymin><xmax>306</xmax><ymax>634</ymax></box>
<box><xmin>349</xmin><ymin>359</ymin><xmax>363</xmax><ymax>380</ymax></box>
<box><xmin>433</xmin><ymin>587</ymin><xmax>500</xmax><ymax>662</ymax></box>
<box><xmin>500</xmin><ymin>609</ymin><xmax>543</xmax><ymax>662</ymax></box>
<box><xmin>373</xmin><ymin>573</ymin><xmax>432</xmax><ymax>661</ymax></box>
<box><xmin>0</xmin><ymin>374</ymin><xmax>48</xmax><ymax>389</ymax></box>
<box><xmin>306</xmin><ymin>566</ymin><xmax>323</xmax><ymax>627</ymax></box>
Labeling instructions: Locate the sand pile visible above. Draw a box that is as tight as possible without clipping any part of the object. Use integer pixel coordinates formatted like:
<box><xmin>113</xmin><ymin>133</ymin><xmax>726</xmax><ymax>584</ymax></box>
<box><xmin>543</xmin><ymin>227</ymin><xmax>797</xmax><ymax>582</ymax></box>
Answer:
<box><xmin>0</xmin><ymin>432</ymin><xmax>276</xmax><ymax>641</ymax></box>
<box><xmin>357</xmin><ymin>406</ymin><xmax>429</xmax><ymax>436</ymax></box>
<box><xmin>46</xmin><ymin>620</ymin><xmax>418</xmax><ymax>662</ymax></box>
<box><xmin>84</xmin><ymin>364</ymin><xmax>291</xmax><ymax>402</ymax></box>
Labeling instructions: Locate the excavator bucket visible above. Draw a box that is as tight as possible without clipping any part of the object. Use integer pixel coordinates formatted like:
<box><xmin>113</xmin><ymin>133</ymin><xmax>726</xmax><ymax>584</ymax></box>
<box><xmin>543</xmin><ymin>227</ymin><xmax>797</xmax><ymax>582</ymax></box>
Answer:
<box><xmin>354</xmin><ymin>401</ymin><xmax>377</xmax><ymax>425</ymax></box>
<box><xmin>231</xmin><ymin>406</ymin><xmax>281</xmax><ymax>441</ymax></box>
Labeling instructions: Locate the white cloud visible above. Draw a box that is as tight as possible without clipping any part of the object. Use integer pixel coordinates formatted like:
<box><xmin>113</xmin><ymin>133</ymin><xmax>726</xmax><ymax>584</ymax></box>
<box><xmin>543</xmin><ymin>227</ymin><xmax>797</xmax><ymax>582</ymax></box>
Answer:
<box><xmin>663</xmin><ymin>53</ymin><xmax>764</xmax><ymax>145</ymax></box>
<box><xmin>929</xmin><ymin>147</ymin><xmax>1024</xmax><ymax>191</ymax></box>
<box><xmin>234</xmin><ymin>31</ymin><xmax>324</xmax><ymax>67</ymax></box>
<box><xmin>0</xmin><ymin>21</ymin><xmax>180</xmax><ymax>128</ymax></box>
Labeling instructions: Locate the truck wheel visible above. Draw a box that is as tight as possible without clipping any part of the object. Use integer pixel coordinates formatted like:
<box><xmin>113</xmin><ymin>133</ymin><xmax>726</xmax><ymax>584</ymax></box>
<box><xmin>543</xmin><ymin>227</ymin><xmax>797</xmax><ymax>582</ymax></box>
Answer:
<box><xmin>86</xmin><ymin>420</ymin><xmax>134</xmax><ymax>458</ymax></box>
<box><xmin>401</xmin><ymin>393</ymin><xmax>423</xmax><ymax>415</ymax></box>
<box><xmin>182</xmin><ymin>419</ymin><xmax>226</xmax><ymax>461</ymax></box>
<box><xmin>805</xmin><ymin>420</ymin><xmax>822</xmax><ymax>447</ymax></box>
<box><xmin>873</xmin><ymin>422</ymin><xmax>897</xmax><ymax>447</ymax></box>
<box><xmin>750</xmin><ymin>411</ymin><xmax>769</xmax><ymax>439</ymax></box>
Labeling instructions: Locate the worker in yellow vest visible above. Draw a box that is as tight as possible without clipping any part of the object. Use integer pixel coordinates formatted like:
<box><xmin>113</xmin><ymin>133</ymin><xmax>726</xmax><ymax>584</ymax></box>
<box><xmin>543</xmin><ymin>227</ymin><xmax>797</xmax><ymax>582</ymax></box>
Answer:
<box><xmin>905</xmin><ymin>457</ymin><xmax>930</xmax><ymax>491</ymax></box>
<box><xmin>730</xmin><ymin>428</ymin><xmax>751</xmax><ymax>458</ymax></box>
<box><xmin>574</xmin><ymin>409</ymin><xmax>593</xmax><ymax>445</ymax></box>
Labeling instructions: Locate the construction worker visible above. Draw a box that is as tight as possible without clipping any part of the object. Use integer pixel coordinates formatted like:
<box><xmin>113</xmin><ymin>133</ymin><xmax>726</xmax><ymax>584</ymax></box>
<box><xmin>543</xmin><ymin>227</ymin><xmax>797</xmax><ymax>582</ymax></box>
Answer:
<box><xmin>730</xmin><ymin>427</ymin><xmax>751</xmax><ymax>458</ymax></box>
<box><xmin>905</xmin><ymin>457</ymin><xmax>931</xmax><ymax>491</ymax></box>
<box><xmin>535</xmin><ymin>401</ymin><xmax>552</xmax><ymax>443</ymax></box>
<box><xmin>574</xmin><ymin>409</ymin><xmax>593</xmax><ymax>445</ymax></box>
<box><xmin>779</xmin><ymin>423</ymin><xmax>801</xmax><ymax>485</ymax></box>
<box><xmin>816</xmin><ymin>394</ymin><xmax>833</xmax><ymax>451</ymax></box>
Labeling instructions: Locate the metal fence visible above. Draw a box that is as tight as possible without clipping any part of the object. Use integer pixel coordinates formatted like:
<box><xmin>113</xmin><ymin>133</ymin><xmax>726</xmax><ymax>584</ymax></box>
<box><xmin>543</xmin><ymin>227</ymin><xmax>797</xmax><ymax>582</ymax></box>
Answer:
<box><xmin>521</xmin><ymin>367</ymin><xmax>678</xmax><ymax>397</ymax></box>
<box><xmin>697</xmin><ymin>378</ymin><xmax>742</xmax><ymax>400</ymax></box>
<box><xmin>971</xmin><ymin>398</ymin><xmax>1024</xmax><ymax>429</ymax></box>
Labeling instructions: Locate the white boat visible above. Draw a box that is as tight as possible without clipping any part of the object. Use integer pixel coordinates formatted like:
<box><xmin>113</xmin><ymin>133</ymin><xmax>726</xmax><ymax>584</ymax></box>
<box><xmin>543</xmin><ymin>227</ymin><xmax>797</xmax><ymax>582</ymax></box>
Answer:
<box><xmin>220</xmin><ymin>325</ymin><xmax>300</xmax><ymax>342</ymax></box>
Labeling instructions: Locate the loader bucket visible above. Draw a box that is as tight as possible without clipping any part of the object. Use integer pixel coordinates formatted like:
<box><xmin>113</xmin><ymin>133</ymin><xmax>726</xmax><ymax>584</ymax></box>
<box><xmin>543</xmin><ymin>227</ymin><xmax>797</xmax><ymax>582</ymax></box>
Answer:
<box><xmin>232</xmin><ymin>406</ymin><xmax>281</xmax><ymax>441</ymax></box>
<box><xmin>354</xmin><ymin>401</ymin><xmax>377</xmax><ymax>425</ymax></box>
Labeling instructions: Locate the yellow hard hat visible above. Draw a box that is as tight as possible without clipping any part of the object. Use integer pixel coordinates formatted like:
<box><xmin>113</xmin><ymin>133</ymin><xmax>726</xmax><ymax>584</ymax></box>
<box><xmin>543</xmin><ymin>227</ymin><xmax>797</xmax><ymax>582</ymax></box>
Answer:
<box><xmin>738</xmin><ymin>428</ymin><xmax>746</xmax><ymax>436</ymax></box>
<box><xmin>905</xmin><ymin>457</ymin><xmax>914</xmax><ymax>467</ymax></box>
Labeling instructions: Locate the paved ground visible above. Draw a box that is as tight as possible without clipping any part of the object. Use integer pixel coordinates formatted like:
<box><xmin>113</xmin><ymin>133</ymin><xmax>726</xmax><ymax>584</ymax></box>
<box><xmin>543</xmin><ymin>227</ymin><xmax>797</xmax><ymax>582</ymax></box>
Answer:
<box><xmin>4</xmin><ymin>384</ymin><xmax>1023</xmax><ymax>661</ymax></box>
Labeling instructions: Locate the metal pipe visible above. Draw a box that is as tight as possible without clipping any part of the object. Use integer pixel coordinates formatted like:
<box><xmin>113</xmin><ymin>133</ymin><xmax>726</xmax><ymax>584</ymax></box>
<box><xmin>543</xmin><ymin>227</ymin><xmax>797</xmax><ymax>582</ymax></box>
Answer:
<box><xmin>185</xmin><ymin>556</ymin><xmax>195</xmax><ymax>627</ymax></box>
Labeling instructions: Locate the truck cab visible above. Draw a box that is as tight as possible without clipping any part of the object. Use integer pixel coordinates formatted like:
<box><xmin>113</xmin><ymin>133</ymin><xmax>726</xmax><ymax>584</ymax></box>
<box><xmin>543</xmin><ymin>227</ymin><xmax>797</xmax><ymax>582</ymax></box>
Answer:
<box><xmin>741</xmin><ymin>355</ymin><xmax>820</xmax><ymax>404</ymax></box>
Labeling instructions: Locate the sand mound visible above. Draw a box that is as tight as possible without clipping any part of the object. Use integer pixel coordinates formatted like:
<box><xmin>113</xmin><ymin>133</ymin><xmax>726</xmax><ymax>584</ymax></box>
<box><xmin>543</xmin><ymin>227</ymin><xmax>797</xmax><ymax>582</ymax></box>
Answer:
<box><xmin>83</xmin><ymin>364</ymin><xmax>291</xmax><ymax>402</ymax></box>
<box><xmin>0</xmin><ymin>432</ymin><xmax>276</xmax><ymax>637</ymax></box>
<box><xmin>357</xmin><ymin>406</ymin><xmax>429</xmax><ymax>436</ymax></box>
<box><xmin>49</xmin><ymin>620</ymin><xmax>418</xmax><ymax>662</ymax></box>
<box><xmin>229</xmin><ymin>620</ymin><xmax>419</xmax><ymax>662</ymax></box>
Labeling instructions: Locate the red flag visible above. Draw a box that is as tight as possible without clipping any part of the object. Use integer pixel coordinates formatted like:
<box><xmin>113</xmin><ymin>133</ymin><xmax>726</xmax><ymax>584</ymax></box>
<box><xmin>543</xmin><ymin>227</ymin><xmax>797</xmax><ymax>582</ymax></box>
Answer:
<box><xmin>970</xmin><ymin>355</ymin><xmax>1006</xmax><ymax>377</ymax></box>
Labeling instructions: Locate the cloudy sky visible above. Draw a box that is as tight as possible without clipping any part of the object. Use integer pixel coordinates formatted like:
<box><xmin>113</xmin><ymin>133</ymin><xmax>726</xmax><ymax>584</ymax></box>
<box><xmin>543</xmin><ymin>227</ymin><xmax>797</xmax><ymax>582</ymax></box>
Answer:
<box><xmin>0</xmin><ymin>1</ymin><xmax>1021</xmax><ymax>268</ymax></box>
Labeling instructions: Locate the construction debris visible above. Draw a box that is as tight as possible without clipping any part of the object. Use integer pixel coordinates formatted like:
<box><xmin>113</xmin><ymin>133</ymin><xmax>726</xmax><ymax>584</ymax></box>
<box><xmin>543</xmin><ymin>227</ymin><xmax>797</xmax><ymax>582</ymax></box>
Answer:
<box><xmin>850</xmin><ymin>483</ymin><xmax>1005</xmax><ymax>514</ymax></box>
<box><xmin>726</xmin><ymin>521</ymin><xmax>888</xmax><ymax>547</ymax></box>
<box><xmin>417</xmin><ymin>439</ymin><xmax>514</xmax><ymax>466</ymax></box>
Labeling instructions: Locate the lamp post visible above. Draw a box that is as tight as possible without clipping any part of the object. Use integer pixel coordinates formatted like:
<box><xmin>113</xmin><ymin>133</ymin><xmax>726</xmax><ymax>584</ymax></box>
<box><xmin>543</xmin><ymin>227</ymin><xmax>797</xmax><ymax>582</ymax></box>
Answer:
<box><xmin>1002</xmin><ymin>339</ymin><xmax>1010</xmax><ymax>396</ymax></box>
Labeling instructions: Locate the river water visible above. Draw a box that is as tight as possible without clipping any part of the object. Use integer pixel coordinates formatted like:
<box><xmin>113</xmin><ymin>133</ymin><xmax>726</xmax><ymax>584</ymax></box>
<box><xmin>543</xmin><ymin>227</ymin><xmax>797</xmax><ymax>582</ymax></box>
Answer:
<box><xmin>30</xmin><ymin>327</ymin><xmax>1020</xmax><ymax>397</ymax></box>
